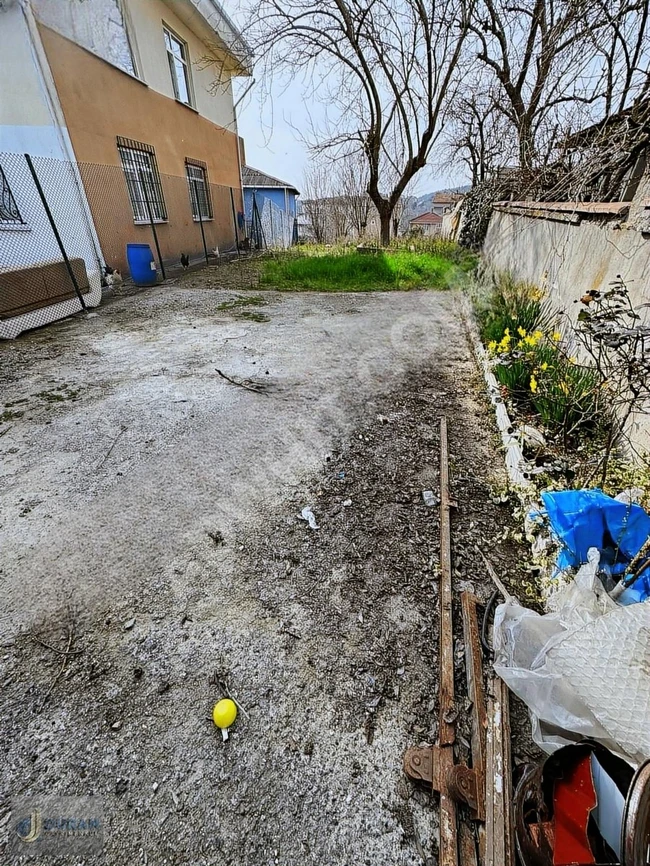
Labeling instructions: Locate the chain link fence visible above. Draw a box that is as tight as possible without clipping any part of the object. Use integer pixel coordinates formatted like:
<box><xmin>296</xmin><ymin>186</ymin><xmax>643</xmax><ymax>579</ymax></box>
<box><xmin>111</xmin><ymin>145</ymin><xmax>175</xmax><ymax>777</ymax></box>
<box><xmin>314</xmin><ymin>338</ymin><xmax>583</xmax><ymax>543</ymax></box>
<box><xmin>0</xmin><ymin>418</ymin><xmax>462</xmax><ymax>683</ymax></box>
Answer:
<box><xmin>0</xmin><ymin>151</ymin><xmax>244</xmax><ymax>338</ymax></box>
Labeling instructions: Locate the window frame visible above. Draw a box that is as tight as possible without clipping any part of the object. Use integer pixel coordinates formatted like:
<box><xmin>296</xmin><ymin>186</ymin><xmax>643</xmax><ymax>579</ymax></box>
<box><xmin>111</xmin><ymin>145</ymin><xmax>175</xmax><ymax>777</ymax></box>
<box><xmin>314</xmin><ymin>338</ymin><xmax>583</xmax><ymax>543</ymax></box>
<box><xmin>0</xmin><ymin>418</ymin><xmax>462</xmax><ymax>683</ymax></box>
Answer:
<box><xmin>117</xmin><ymin>137</ymin><xmax>167</xmax><ymax>224</ymax></box>
<box><xmin>0</xmin><ymin>165</ymin><xmax>26</xmax><ymax>229</ymax></box>
<box><xmin>185</xmin><ymin>159</ymin><xmax>213</xmax><ymax>221</ymax></box>
<box><xmin>163</xmin><ymin>24</ymin><xmax>194</xmax><ymax>107</ymax></box>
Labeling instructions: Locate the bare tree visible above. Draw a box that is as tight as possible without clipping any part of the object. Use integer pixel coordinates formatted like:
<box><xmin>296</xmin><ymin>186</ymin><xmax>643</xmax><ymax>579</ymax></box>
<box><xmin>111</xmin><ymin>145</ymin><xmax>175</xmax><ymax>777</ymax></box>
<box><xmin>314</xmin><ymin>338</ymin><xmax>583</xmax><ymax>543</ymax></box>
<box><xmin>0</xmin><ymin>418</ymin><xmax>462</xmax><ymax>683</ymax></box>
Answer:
<box><xmin>335</xmin><ymin>152</ymin><xmax>372</xmax><ymax>238</ymax></box>
<box><xmin>301</xmin><ymin>162</ymin><xmax>331</xmax><ymax>242</ymax></box>
<box><xmin>468</xmin><ymin>0</ymin><xmax>650</xmax><ymax>172</ymax></box>
<box><xmin>246</xmin><ymin>0</ymin><xmax>474</xmax><ymax>245</ymax></box>
<box><xmin>446</xmin><ymin>85</ymin><xmax>515</xmax><ymax>184</ymax></box>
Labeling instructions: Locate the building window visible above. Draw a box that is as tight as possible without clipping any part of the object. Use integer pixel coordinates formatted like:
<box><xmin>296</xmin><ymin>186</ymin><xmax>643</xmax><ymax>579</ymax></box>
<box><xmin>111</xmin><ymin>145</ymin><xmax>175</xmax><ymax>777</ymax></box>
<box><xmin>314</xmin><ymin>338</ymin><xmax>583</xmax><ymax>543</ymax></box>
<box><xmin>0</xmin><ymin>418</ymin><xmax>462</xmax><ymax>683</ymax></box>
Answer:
<box><xmin>117</xmin><ymin>137</ymin><xmax>167</xmax><ymax>223</ymax></box>
<box><xmin>185</xmin><ymin>160</ymin><xmax>212</xmax><ymax>220</ymax></box>
<box><xmin>0</xmin><ymin>166</ymin><xmax>24</xmax><ymax>226</ymax></box>
<box><xmin>163</xmin><ymin>25</ymin><xmax>192</xmax><ymax>106</ymax></box>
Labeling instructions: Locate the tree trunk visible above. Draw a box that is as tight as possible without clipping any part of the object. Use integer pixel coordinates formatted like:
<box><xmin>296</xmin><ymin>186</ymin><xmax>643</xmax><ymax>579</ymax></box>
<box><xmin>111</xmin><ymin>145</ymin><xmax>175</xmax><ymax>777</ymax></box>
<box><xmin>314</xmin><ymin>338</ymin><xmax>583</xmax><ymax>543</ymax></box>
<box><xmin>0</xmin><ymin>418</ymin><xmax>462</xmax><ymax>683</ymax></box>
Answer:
<box><xmin>518</xmin><ymin>117</ymin><xmax>535</xmax><ymax>173</ymax></box>
<box><xmin>380</xmin><ymin>211</ymin><xmax>391</xmax><ymax>246</ymax></box>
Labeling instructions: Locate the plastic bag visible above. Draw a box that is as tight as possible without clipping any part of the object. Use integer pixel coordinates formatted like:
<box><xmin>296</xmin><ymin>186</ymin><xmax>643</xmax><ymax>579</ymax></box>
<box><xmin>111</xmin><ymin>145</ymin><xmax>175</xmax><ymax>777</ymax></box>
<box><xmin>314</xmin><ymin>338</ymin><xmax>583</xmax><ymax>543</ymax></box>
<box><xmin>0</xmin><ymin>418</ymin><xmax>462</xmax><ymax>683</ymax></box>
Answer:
<box><xmin>493</xmin><ymin>550</ymin><xmax>650</xmax><ymax>766</ymax></box>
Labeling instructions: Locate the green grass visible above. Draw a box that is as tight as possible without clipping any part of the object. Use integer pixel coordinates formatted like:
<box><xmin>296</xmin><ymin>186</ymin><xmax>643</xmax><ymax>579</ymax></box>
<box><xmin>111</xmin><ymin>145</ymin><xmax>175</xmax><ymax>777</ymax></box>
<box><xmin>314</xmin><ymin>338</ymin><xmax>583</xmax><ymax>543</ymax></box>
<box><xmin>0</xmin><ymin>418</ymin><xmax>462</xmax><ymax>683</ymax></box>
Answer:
<box><xmin>217</xmin><ymin>294</ymin><xmax>267</xmax><ymax>311</ymax></box>
<box><xmin>259</xmin><ymin>248</ymin><xmax>476</xmax><ymax>292</ymax></box>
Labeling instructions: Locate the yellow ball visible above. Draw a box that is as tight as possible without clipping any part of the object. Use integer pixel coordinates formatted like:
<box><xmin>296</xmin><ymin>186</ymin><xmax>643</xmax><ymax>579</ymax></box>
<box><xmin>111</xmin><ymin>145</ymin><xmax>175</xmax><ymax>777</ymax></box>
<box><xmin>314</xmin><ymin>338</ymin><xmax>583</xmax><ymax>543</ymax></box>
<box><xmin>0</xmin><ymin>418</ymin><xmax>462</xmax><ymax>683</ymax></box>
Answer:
<box><xmin>213</xmin><ymin>698</ymin><xmax>237</xmax><ymax>729</ymax></box>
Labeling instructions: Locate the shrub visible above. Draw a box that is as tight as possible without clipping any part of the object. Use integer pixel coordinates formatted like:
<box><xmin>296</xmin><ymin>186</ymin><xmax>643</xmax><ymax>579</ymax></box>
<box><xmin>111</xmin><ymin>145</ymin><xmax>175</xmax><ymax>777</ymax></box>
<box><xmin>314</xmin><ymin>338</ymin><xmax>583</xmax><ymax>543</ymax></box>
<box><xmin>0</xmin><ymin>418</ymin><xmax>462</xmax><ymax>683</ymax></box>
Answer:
<box><xmin>487</xmin><ymin>318</ymin><xmax>607</xmax><ymax>444</ymax></box>
<box><xmin>476</xmin><ymin>271</ymin><xmax>556</xmax><ymax>345</ymax></box>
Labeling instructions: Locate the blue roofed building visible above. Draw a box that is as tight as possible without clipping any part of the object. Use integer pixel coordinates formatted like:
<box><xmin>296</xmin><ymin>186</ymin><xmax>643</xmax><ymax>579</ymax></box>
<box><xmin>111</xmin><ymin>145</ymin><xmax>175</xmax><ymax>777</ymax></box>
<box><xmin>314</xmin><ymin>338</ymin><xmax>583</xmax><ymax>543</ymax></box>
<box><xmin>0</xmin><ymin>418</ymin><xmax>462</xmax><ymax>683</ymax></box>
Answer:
<box><xmin>242</xmin><ymin>165</ymin><xmax>299</xmax><ymax>247</ymax></box>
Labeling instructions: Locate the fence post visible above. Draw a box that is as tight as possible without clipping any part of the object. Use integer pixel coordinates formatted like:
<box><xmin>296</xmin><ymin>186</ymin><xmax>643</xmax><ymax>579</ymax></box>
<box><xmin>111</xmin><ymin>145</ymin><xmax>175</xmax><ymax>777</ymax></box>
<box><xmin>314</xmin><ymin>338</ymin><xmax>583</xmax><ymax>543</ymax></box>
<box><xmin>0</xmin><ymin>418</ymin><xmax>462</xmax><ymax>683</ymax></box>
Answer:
<box><xmin>139</xmin><ymin>166</ymin><xmax>166</xmax><ymax>280</ymax></box>
<box><xmin>24</xmin><ymin>153</ymin><xmax>87</xmax><ymax>311</ymax></box>
<box><xmin>251</xmin><ymin>192</ymin><xmax>264</xmax><ymax>250</ymax></box>
<box><xmin>229</xmin><ymin>187</ymin><xmax>240</xmax><ymax>258</ymax></box>
<box><xmin>192</xmin><ymin>178</ymin><xmax>209</xmax><ymax>265</ymax></box>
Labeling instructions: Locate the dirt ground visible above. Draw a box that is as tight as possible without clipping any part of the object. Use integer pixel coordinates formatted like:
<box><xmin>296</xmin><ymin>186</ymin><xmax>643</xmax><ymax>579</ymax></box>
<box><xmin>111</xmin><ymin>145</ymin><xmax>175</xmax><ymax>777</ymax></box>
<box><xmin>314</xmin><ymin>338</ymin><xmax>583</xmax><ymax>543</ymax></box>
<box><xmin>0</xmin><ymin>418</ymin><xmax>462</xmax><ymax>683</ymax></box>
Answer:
<box><xmin>0</xmin><ymin>267</ymin><xmax>532</xmax><ymax>865</ymax></box>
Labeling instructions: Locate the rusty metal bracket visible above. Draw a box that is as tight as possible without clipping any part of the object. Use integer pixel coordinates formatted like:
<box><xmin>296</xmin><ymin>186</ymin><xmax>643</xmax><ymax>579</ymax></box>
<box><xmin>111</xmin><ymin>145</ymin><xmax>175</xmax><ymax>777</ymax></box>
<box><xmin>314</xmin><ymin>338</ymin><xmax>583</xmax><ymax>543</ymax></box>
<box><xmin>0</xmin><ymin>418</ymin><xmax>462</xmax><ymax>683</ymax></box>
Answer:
<box><xmin>403</xmin><ymin>745</ymin><xmax>440</xmax><ymax>788</ymax></box>
<box><xmin>448</xmin><ymin>764</ymin><xmax>480</xmax><ymax>814</ymax></box>
<box><xmin>404</xmin><ymin>745</ymin><xmax>480</xmax><ymax>814</ymax></box>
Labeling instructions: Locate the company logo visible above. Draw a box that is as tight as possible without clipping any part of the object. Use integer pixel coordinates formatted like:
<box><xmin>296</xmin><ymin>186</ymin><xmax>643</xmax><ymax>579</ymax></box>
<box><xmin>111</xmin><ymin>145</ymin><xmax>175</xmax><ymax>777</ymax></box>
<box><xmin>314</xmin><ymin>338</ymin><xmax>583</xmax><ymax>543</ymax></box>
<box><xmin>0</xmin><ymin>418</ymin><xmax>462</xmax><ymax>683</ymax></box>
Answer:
<box><xmin>16</xmin><ymin>810</ymin><xmax>42</xmax><ymax>843</ymax></box>
<box><xmin>10</xmin><ymin>796</ymin><xmax>103</xmax><ymax>858</ymax></box>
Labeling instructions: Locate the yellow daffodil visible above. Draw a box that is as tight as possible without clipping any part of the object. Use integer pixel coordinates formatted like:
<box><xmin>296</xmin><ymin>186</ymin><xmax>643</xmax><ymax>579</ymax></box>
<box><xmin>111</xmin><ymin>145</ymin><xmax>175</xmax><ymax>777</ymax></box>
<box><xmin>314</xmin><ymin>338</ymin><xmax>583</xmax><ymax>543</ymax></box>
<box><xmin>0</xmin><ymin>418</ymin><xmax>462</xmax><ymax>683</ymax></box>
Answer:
<box><xmin>530</xmin><ymin>374</ymin><xmax>538</xmax><ymax>393</ymax></box>
<box><xmin>552</xmin><ymin>331</ymin><xmax>562</xmax><ymax>342</ymax></box>
<box><xmin>517</xmin><ymin>326</ymin><xmax>527</xmax><ymax>338</ymax></box>
<box><xmin>488</xmin><ymin>340</ymin><xmax>497</xmax><ymax>352</ymax></box>
<box><xmin>569</xmin><ymin>356</ymin><xmax>577</xmax><ymax>364</ymax></box>
<box><xmin>560</xmin><ymin>381</ymin><xmax>569</xmax><ymax>395</ymax></box>
<box><xmin>540</xmin><ymin>362</ymin><xmax>548</xmax><ymax>371</ymax></box>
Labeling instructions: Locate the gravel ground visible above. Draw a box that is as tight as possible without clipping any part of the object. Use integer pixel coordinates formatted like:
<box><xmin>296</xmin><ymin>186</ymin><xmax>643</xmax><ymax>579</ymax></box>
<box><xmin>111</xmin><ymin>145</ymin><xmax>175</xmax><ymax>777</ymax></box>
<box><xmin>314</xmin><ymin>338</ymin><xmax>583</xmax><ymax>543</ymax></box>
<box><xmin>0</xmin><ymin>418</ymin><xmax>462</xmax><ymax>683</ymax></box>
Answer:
<box><xmin>0</xmin><ymin>272</ymin><xmax>533</xmax><ymax>865</ymax></box>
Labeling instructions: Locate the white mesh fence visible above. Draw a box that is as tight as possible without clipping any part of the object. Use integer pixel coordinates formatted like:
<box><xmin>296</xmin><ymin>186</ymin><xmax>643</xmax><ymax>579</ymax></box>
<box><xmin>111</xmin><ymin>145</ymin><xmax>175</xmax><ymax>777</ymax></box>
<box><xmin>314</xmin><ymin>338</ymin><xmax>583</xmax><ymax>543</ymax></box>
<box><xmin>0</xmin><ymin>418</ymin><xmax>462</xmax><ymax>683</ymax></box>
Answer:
<box><xmin>259</xmin><ymin>195</ymin><xmax>294</xmax><ymax>249</ymax></box>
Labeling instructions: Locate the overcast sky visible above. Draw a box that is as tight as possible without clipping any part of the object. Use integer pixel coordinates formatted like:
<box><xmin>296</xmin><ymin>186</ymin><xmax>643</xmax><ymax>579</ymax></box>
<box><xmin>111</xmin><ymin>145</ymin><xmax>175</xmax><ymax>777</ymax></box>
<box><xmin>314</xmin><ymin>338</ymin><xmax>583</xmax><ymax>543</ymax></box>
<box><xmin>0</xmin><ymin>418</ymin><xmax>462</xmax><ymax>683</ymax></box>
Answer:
<box><xmin>235</xmin><ymin>79</ymin><xmax>469</xmax><ymax>197</ymax></box>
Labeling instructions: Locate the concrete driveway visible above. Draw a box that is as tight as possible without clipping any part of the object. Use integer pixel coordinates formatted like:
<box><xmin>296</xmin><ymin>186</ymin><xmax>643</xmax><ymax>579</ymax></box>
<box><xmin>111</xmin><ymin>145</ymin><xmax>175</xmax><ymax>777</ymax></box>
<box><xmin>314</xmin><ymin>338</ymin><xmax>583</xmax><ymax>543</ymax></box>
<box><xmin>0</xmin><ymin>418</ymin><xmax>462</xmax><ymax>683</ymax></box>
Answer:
<box><xmin>0</xmin><ymin>281</ymin><xmax>514</xmax><ymax>865</ymax></box>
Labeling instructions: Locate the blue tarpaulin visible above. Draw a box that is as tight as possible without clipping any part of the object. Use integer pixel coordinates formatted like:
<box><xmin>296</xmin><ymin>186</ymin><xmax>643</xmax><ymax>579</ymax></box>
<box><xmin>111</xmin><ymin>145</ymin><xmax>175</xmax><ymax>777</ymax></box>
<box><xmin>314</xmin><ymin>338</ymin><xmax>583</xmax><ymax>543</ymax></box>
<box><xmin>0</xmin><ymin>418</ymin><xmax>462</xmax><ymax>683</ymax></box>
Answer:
<box><xmin>540</xmin><ymin>489</ymin><xmax>650</xmax><ymax>600</ymax></box>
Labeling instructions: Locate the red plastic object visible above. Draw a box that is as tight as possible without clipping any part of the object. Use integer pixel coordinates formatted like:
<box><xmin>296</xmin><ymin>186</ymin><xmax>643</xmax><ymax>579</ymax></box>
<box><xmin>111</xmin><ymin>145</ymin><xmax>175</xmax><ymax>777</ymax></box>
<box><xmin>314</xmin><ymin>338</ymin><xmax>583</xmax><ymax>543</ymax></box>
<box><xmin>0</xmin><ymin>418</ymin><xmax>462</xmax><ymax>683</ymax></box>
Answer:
<box><xmin>553</xmin><ymin>754</ymin><xmax>597</xmax><ymax>865</ymax></box>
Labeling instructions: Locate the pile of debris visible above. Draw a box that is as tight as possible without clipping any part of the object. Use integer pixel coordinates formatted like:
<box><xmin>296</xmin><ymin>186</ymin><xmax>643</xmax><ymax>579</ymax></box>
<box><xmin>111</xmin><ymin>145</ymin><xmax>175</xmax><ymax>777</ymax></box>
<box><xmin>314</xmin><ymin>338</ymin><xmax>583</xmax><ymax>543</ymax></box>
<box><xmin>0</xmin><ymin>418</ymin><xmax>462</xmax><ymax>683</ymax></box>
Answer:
<box><xmin>402</xmin><ymin>425</ymin><xmax>650</xmax><ymax>864</ymax></box>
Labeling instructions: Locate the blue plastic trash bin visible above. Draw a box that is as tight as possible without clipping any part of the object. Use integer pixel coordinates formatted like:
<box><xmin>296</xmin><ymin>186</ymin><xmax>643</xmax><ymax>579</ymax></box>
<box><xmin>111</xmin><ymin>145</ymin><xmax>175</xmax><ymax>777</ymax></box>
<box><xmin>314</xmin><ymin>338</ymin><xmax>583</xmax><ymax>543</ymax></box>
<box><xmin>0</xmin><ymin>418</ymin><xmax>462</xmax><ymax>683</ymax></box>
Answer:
<box><xmin>126</xmin><ymin>243</ymin><xmax>157</xmax><ymax>286</ymax></box>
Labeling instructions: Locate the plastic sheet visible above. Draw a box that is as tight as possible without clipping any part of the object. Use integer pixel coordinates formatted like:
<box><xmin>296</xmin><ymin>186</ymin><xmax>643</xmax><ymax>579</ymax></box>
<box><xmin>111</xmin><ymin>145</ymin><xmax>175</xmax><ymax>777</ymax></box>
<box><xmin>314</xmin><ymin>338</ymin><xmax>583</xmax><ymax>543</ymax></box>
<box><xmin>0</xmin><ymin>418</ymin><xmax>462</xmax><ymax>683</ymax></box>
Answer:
<box><xmin>494</xmin><ymin>550</ymin><xmax>650</xmax><ymax>766</ymax></box>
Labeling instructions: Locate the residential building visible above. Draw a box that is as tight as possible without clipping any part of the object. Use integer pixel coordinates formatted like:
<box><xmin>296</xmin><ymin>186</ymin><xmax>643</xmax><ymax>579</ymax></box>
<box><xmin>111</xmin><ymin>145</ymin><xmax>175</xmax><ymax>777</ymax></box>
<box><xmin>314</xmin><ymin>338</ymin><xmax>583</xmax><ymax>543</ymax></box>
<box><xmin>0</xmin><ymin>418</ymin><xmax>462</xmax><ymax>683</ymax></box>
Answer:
<box><xmin>297</xmin><ymin>195</ymin><xmax>381</xmax><ymax>244</ymax></box>
<box><xmin>242</xmin><ymin>166</ymin><xmax>299</xmax><ymax>221</ymax></box>
<box><xmin>430</xmin><ymin>192</ymin><xmax>463</xmax><ymax>217</ymax></box>
<box><xmin>409</xmin><ymin>212</ymin><xmax>443</xmax><ymax>237</ymax></box>
<box><xmin>0</xmin><ymin>0</ymin><xmax>251</xmax><ymax>336</ymax></box>
<box><xmin>242</xmin><ymin>165</ymin><xmax>299</xmax><ymax>248</ymax></box>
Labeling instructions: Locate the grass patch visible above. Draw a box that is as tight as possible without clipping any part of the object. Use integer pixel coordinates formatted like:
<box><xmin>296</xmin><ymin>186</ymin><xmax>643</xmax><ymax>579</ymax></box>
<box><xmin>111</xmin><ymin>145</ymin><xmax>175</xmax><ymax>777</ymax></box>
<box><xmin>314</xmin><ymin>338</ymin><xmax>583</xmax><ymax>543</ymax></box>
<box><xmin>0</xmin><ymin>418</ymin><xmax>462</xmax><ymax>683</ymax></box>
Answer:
<box><xmin>238</xmin><ymin>310</ymin><xmax>270</xmax><ymax>323</ymax></box>
<box><xmin>217</xmin><ymin>294</ymin><xmax>267</xmax><ymax>311</ymax></box>
<box><xmin>35</xmin><ymin>387</ymin><xmax>81</xmax><ymax>403</ymax></box>
<box><xmin>260</xmin><ymin>247</ymin><xmax>476</xmax><ymax>292</ymax></box>
<box><xmin>217</xmin><ymin>294</ymin><xmax>270</xmax><ymax>322</ymax></box>
<box><xmin>1</xmin><ymin>409</ymin><xmax>24</xmax><ymax>423</ymax></box>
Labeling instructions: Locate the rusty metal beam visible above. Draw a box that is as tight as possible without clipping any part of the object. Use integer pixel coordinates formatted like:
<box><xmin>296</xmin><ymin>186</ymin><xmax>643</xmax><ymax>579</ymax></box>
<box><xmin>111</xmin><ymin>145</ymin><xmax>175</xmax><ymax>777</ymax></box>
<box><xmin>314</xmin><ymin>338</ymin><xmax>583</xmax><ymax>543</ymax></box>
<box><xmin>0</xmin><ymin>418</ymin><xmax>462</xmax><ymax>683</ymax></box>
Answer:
<box><xmin>461</xmin><ymin>591</ymin><xmax>486</xmax><ymax>822</ymax></box>
<box><xmin>439</xmin><ymin>416</ymin><xmax>458</xmax><ymax>866</ymax></box>
<box><xmin>459</xmin><ymin>822</ymin><xmax>478</xmax><ymax>866</ymax></box>
<box><xmin>439</xmin><ymin>416</ymin><xmax>456</xmax><ymax>748</ymax></box>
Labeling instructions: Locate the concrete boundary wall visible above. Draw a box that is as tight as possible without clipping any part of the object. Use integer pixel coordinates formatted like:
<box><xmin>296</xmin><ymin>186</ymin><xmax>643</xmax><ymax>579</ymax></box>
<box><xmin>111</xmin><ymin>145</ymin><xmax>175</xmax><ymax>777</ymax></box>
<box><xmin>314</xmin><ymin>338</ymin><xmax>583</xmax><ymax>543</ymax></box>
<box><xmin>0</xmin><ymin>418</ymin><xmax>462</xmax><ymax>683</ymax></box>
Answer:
<box><xmin>482</xmin><ymin>174</ymin><xmax>650</xmax><ymax>450</ymax></box>
<box><xmin>482</xmin><ymin>177</ymin><xmax>650</xmax><ymax>316</ymax></box>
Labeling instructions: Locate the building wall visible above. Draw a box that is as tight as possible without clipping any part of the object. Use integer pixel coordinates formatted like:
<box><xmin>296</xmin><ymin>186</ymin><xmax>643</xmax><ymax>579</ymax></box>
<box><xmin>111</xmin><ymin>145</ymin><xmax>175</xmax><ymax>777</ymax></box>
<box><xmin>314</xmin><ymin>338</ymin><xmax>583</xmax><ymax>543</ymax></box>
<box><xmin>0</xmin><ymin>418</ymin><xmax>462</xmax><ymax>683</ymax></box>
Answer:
<box><xmin>39</xmin><ymin>25</ymin><xmax>240</xmax><ymax>184</ymax></box>
<box><xmin>126</xmin><ymin>0</ymin><xmax>235</xmax><ymax>131</ymax></box>
<box><xmin>38</xmin><ymin>23</ymin><xmax>243</xmax><ymax>273</ymax></box>
<box><xmin>0</xmin><ymin>2</ymin><xmax>102</xmax><ymax>338</ymax></box>
<box><xmin>31</xmin><ymin>0</ymin><xmax>137</xmax><ymax>76</ymax></box>
<box><xmin>244</xmin><ymin>188</ymin><xmax>297</xmax><ymax>218</ymax></box>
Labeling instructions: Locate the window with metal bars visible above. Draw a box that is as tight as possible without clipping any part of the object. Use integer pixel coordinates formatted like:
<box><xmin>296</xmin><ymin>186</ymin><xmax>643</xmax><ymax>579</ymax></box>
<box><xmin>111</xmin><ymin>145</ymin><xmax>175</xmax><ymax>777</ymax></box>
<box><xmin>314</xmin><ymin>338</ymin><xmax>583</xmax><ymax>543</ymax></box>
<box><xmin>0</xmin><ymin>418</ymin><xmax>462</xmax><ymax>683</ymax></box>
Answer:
<box><xmin>117</xmin><ymin>138</ymin><xmax>167</xmax><ymax>223</ymax></box>
<box><xmin>0</xmin><ymin>165</ymin><xmax>24</xmax><ymax>226</ymax></box>
<box><xmin>185</xmin><ymin>160</ymin><xmax>212</xmax><ymax>220</ymax></box>
<box><xmin>163</xmin><ymin>25</ymin><xmax>193</xmax><ymax>106</ymax></box>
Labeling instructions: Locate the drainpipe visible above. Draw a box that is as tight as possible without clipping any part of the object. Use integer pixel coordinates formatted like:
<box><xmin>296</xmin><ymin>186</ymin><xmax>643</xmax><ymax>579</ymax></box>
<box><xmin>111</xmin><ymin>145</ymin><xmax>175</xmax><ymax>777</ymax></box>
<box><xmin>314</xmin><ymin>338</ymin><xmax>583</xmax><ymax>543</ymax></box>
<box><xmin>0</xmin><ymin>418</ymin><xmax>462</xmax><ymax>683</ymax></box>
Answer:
<box><xmin>19</xmin><ymin>0</ymin><xmax>104</xmax><ymax>270</ymax></box>
<box><xmin>232</xmin><ymin>79</ymin><xmax>256</xmax><ymax>226</ymax></box>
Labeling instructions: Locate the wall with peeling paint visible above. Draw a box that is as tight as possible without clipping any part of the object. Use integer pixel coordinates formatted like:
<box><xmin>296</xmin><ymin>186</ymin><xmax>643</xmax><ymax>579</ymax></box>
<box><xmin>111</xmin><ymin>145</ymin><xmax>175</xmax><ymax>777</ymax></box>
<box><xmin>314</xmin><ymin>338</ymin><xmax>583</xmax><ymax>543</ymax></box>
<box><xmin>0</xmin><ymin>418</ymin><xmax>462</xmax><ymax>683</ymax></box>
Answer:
<box><xmin>482</xmin><ymin>174</ymin><xmax>650</xmax><ymax>449</ymax></box>
<box><xmin>31</xmin><ymin>0</ymin><xmax>137</xmax><ymax>77</ymax></box>
<box><xmin>483</xmin><ymin>178</ymin><xmax>650</xmax><ymax>319</ymax></box>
